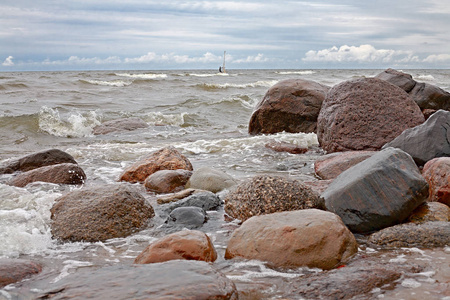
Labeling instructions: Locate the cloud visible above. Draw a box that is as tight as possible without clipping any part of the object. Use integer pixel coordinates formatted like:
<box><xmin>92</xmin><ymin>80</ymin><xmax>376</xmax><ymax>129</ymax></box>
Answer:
<box><xmin>302</xmin><ymin>45</ymin><xmax>419</xmax><ymax>64</ymax></box>
<box><xmin>2</xmin><ymin>56</ymin><xmax>14</xmax><ymax>66</ymax></box>
<box><xmin>423</xmin><ymin>53</ymin><xmax>450</xmax><ymax>63</ymax></box>
<box><xmin>42</xmin><ymin>56</ymin><xmax>122</xmax><ymax>66</ymax></box>
<box><xmin>233</xmin><ymin>53</ymin><xmax>268</xmax><ymax>64</ymax></box>
<box><xmin>124</xmin><ymin>52</ymin><xmax>223</xmax><ymax>64</ymax></box>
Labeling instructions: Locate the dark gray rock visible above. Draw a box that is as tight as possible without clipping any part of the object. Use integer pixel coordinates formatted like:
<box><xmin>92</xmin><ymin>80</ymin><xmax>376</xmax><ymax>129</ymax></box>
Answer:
<box><xmin>383</xmin><ymin>109</ymin><xmax>450</xmax><ymax>166</ymax></box>
<box><xmin>322</xmin><ymin>147</ymin><xmax>428</xmax><ymax>233</ymax></box>
<box><xmin>93</xmin><ymin>117</ymin><xmax>149</xmax><ymax>135</ymax></box>
<box><xmin>164</xmin><ymin>191</ymin><xmax>222</xmax><ymax>214</ymax></box>
<box><xmin>166</xmin><ymin>206</ymin><xmax>208</xmax><ymax>228</ymax></box>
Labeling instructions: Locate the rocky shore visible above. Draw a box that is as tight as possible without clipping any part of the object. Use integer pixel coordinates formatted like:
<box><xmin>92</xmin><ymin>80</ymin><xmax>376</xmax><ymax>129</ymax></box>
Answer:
<box><xmin>1</xmin><ymin>68</ymin><xmax>449</xmax><ymax>299</ymax></box>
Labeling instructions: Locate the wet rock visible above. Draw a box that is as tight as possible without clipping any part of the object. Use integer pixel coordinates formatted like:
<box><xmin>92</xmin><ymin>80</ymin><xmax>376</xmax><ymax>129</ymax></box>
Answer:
<box><xmin>224</xmin><ymin>175</ymin><xmax>322</xmax><ymax>222</ymax></box>
<box><xmin>408</xmin><ymin>202</ymin><xmax>450</xmax><ymax>223</ymax></box>
<box><xmin>37</xmin><ymin>260</ymin><xmax>238</xmax><ymax>300</ymax></box>
<box><xmin>166</xmin><ymin>206</ymin><xmax>208</xmax><ymax>228</ymax></box>
<box><xmin>314</xmin><ymin>150</ymin><xmax>375</xmax><ymax>180</ymax></box>
<box><xmin>50</xmin><ymin>184</ymin><xmax>155</xmax><ymax>242</ymax></box>
<box><xmin>164</xmin><ymin>191</ymin><xmax>222</xmax><ymax>213</ymax></box>
<box><xmin>317</xmin><ymin>77</ymin><xmax>424</xmax><ymax>153</ymax></box>
<box><xmin>119</xmin><ymin>146</ymin><xmax>193</xmax><ymax>183</ymax></box>
<box><xmin>225</xmin><ymin>209</ymin><xmax>357</xmax><ymax>270</ymax></box>
<box><xmin>185</xmin><ymin>167</ymin><xmax>236</xmax><ymax>193</ymax></box>
<box><xmin>93</xmin><ymin>117</ymin><xmax>149</xmax><ymax>135</ymax></box>
<box><xmin>303</xmin><ymin>179</ymin><xmax>333</xmax><ymax>196</ymax></box>
<box><xmin>383</xmin><ymin>109</ymin><xmax>450</xmax><ymax>166</ymax></box>
<box><xmin>376</xmin><ymin>68</ymin><xmax>450</xmax><ymax>111</ymax></box>
<box><xmin>368</xmin><ymin>221</ymin><xmax>450</xmax><ymax>247</ymax></box>
<box><xmin>156</xmin><ymin>188</ymin><xmax>203</xmax><ymax>205</ymax></box>
<box><xmin>8</xmin><ymin>163</ymin><xmax>86</xmax><ymax>187</ymax></box>
<box><xmin>0</xmin><ymin>149</ymin><xmax>77</xmax><ymax>175</ymax></box>
<box><xmin>322</xmin><ymin>147</ymin><xmax>429</xmax><ymax>233</ymax></box>
<box><xmin>144</xmin><ymin>169</ymin><xmax>192</xmax><ymax>194</ymax></box>
<box><xmin>249</xmin><ymin>79</ymin><xmax>330</xmax><ymax>135</ymax></box>
<box><xmin>0</xmin><ymin>259</ymin><xmax>42</xmax><ymax>288</ymax></box>
<box><xmin>264</xmin><ymin>141</ymin><xmax>308</xmax><ymax>154</ymax></box>
<box><xmin>134</xmin><ymin>230</ymin><xmax>217</xmax><ymax>264</ymax></box>
<box><xmin>422</xmin><ymin>157</ymin><xmax>450</xmax><ymax>206</ymax></box>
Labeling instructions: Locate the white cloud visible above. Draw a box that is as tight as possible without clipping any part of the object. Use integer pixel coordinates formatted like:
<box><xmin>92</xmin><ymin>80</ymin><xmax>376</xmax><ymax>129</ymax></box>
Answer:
<box><xmin>302</xmin><ymin>45</ymin><xmax>419</xmax><ymax>64</ymax></box>
<box><xmin>2</xmin><ymin>55</ymin><xmax>14</xmax><ymax>66</ymax></box>
<box><xmin>233</xmin><ymin>53</ymin><xmax>268</xmax><ymax>64</ymax></box>
<box><xmin>423</xmin><ymin>53</ymin><xmax>450</xmax><ymax>63</ymax></box>
<box><xmin>124</xmin><ymin>52</ymin><xmax>222</xmax><ymax>64</ymax></box>
<box><xmin>42</xmin><ymin>56</ymin><xmax>122</xmax><ymax>65</ymax></box>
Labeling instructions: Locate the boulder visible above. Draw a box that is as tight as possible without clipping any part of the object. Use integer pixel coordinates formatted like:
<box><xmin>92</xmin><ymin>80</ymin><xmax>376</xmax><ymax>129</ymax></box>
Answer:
<box><xmin>37</xmin><ymin>261</ymin><xmax>238</xmax><ymax>300</ymax></box>
<box><xmin>185</xmin><ymin>167</ymin><xmax>236</xmax><ymax>193</ymax></box>
<box><xmin>144</xmin><ymin>169</ymin><xmax>192</xmax><ymax>194</ymax></box>
<box><xmin>166</xmin><ymin>206</ymin><xmax>208</xmax><ymax>229</ymax></box>
<box><xmin>248</xmin><ymin>79</ymin><xmax>330</xmax><ymax>135</ymax></box>
<box><xmin>383</xmin><ymin>109</ymin><xmax>450</xmax><ymax>166</ymax></box>
<box><xmin>93</xmin><ymin>117</ymin><xmax>149</xmax><ymax>135</ymax></box>
<box><xmin>322</xmin><ymin>147</ymin><xmax>429</xmax><ymax>233</ymax></box>
<box><xmin>265</xmin><ymin>141</ymin><xmax>308</xmax><ymax>154</ymax></box>
<box><xmin>225</xmin><ymin>209</ymin><xmax>357</xmax><ymax>270</ymax></box>
<box><xmin>8</xmin><ymin>163</ymin><xmax>86</xmax><ymax>187</ymax></box>
<box><xmin>134</xmin><ymin>230</ymin><xmax>217</xmax><ymax>264</ymax></box>
<box><xmin>0</xmin><ymin>149</ymin><xmax>77</xmax><ymax>175</ymax></box>
<box><xmin>376</xmin><ymin>68</ymin><xmax>450</xmax><ymax>111</ymax></box>
<box><xmin>317</xmin><ymin>77</ymin><xmax>424</xmax><ymax>153</ymax></box>
<box><xmin>314</xmin><ymin>151</ymin><xmax>375</xmax><ymax>180</ymax></box>
<box><xmin>164</xmin><ymin>191</ymin><xmax>222</xmax><ymax>213</ymax></box>
<box><xmin>50</xmin><ymin>184</ymin><xmax>154</xmax><ymax>242</ymax></box>
<box><xmin>408</xmin><ymin>202</ymin><xmax>450</xmax><ymax>223</ymax></box>
<box><xmin>0</xmin><ymin>259</ymin><xmax>42</xmax><ymax>288</ymax></box>
<box><xmin>368</xmin><ymin>221</ymin><xmax>450</xmax><ymax>247</ymax></box>
<box><xmin>224</xmin><ymin>175</ymin><xmax>322</xmax><ymax>222</ymax></box>
<box><xmin>119</xmin><ymin>146</ymin><xmax>193</xmax><ymax>183</ymax></box>
<box><xmin>422</xmin><ymin>157</ymin><xmax>450</xmax><ymax>206</ymax></box>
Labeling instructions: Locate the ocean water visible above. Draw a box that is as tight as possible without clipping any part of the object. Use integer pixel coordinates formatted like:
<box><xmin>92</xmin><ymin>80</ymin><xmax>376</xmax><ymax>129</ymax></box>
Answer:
<box><xmin>0</xmin><ymin>69</ymin><xmax>449</xmax><ymax>299</ymax></box>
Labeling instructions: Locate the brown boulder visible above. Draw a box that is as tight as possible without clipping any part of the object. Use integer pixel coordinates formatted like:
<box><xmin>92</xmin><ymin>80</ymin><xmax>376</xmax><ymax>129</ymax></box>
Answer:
<box><xmin>93</xmin><ymin>117</ymin><xmax>149</xmax><ymax>135</ymax></box>
<box><xmin>249</xmin><ymin>79</ymin><xmax>330</xmax><ymax>135</ymax></box>
<box><xmin>224</xmin><ymin>175</ymin><xmax>323</xmax><ymax>222</ymax></box>
<box><xmin>408</xmin><ymin>202</ymin><xmax>450</xmax><ymax>223</ymax></box>
<box><xmin>265</xmin><ymin>141</ymin><xmax>308</xmax><ymax>154</ymax></box>
<box><xmin>50</xmin><ymin>184</ymin><xmax>155</xmax><ymax>242</ymax></box>
<box><xmin>120</xmin><ymin>146</ymin><xmax>193</xmax><ymax>183</ymax></box>
<box><xmin>225</xmin><ymin>209</ymin><xmax>357</xmax><ymax>270</ymax></box>
<box><xmin>0</xmin><ymin>149</ymin><xmax>77</xmax><ymax>175</ymax></box>
<box><xmin>144</xmin><ymin>169</ymin><xmax>192</xmax><ymax>194</ymax></box>
<box><xmin>134</xmin><ymin>230</ymin><xmax>217</xmax><ymax>264</ymax></box>
<box><xmin>422</xmin><ymin>157</ymin><xmax>450</xmax><ymax>206</ymax></box>
<box><xmin>317</xmin><ymin>77</ymin><xmax>424</xmax><ymax>153</ymax></box>
<box><xmin>8</xmin><ymin>163</ymin><xmax>86</xmax><ymax>187</ymax></box>
<box><xmin>0</xmin><ymin>259</ymin><xmax>42</xmax><ymax>288</ymax></box>
<box><xmin>314</xmin><ymin>151</ymin><xmax>375</xmax><ymax>180</ymax></box>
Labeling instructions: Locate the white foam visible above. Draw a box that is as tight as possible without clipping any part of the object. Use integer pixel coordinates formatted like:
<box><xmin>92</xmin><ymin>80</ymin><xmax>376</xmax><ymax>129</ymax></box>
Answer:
<box><xmin>414</xmin><ymin>74</ymin><xmax>435</xmax><ymax>81</ymax></box>
<box><xmin>276</xmin><ymin>71</ymin><xmax>316</xmax><ymax>75</ymax></box>
<box><xmin>202</xmin><ymin>80</ymin><xmax>278</xmax><ymax>89</ymax></box>
<box><xmin>226</xmin><ymin>260</ymin><xmax>304</xmax><ymax>282</ymax></box>
<box><xmin>401</xmin><ymin>278</ymin><xmax>422</xmax><ymax>288</ymax></box>
<box><xmin>85</xmin><ymin>79</ymin><xmax>132</xmax><ymax>87</ymax></box>
<box><xmin>51</xmin><ymin>260</ymin><xmax>93</xmax><ymax>283</ymax></box>
<box><xmin>143</xmin><ymin>111</ymin><xmax>186</xmax><ymax>126</ymax></box>
<box><xmin>116</xmin><ymin>73</ymin><xmax>167</xmax><ymax>79</ymax></box>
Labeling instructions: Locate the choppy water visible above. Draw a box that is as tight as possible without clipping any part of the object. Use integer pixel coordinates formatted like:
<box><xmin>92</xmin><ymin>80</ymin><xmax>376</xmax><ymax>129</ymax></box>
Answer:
<box><xmin>1</xmin><ymin>69</ymin><xmax>449</xmax><ymax>299</ymax></box>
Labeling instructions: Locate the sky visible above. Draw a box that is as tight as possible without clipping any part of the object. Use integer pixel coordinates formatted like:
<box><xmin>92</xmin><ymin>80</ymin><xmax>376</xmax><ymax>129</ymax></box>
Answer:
<box><xmin>1</xmin><ymin>0</ymin><xmax>450</xmax><ymax>71</ymax></box>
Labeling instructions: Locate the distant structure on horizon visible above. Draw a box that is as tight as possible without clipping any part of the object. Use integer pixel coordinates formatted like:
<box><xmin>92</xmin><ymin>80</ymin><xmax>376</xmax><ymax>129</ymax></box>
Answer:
<box><xmin>219</xmin><ymin>51</ymin><xmax>226</xmax><ymax>73</ymax></box>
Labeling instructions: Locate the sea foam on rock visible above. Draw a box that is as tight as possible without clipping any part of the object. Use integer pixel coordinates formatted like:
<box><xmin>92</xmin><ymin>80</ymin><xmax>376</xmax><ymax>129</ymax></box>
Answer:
<box><xmin>225</xmin><ymin>209</ymin><xmax>357</xmax><ymax>270</ymax></box>
<box><xmin>248</xmin><ymin>79</ymin><xmax>330</xmax><ymax>135</ymax></box>
<box><xmin>317</xmin><ymin>77</ymin><xmax>424</xmax><ymax>153</ymax></box>
<box><xmin>322</xmin><ymin>147</ymin><xmax>428</xmax><ymax>233</ymax></box>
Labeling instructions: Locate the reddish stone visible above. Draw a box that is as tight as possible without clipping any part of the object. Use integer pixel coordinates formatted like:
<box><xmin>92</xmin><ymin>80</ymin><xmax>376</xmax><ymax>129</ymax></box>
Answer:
<box><xmin>314</xmin><ymin>151</ymin><xmax>375</xmax><ymax>180</ymax></box>
<box><xmin>422</xmin><ymin>157</ymin><xmax>450</xmax><ymax>206</ymax></box>
<box><xmin>144</xmin><ymin>169</ymin><xmax>192</xmax><ymax>194</ymax></box>
<box><xmin>0</xmin><ymin>259</ymin><xmax>42</xmax><ymax>288</ymax></box>
<box><xmin>265</xmin><ymin>141</ymin><xmax>308</xmax><ymax>154</ymax></box>
<box><xmin>408</xmin><ymin>202</ymin><xmax>450</xmax><ymax>223</ymax></box>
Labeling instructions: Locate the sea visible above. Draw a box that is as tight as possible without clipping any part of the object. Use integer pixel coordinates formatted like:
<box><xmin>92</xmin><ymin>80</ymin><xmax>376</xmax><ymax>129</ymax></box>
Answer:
<box><xmin>0</xmin><ymin>69</ymin><xmax>449</xmax><ymax>299</ymax></box>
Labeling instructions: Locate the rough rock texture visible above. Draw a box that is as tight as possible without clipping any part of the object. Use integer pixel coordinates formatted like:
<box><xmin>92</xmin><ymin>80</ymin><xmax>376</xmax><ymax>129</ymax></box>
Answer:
<box><xmin>422</xmin><ymin>157</ymin><xmax>450</xmax><ymax>206</ymax></box>
<box><xmin>93</xmin><ymin>117</ymin><xmax>149</xmax><ymax>135</ymax></box>
<box><xmin>265</xmin><ymin>141</ymin><xmax>308</xmax><ymax>154</ymax></box>
<box><xmin>383</xmin><ymin>109</ymin><xmax>450</xmax><ymax>166</ymax></box>
<box><xmin>37</xmin><ymin>261</ymin><xmax>238</xmax><ymax>300</ymax></box>
<box><xmin>0</xmin><ymin>259</ymin><xmax>42</xmax><ymax>288</ymax></box>
<box><xmin>224</xmin><ymin>175</ymin><xmax>322</xmax><ymax>222</ymax></box>
<box><xmin>144</xmin><ymin>169</ymin><xmax>192</xmax><ymax>194</ymax></box>
<box><xmin>317</xmin><ymin>77</ymin><xmax>424</xmax><ymax>153</ymax></box>
<box><xmin>249</xmin><ymin>79</ymin><xmax>330</xmax><ymax>135</ymax></box>
<box><xmin>376</xmin><ymin>68</ymin><xmax>450</xmax><ymax>111</ymax></box>
<box><xmin>408</xmin><ymin>202</ymin><xmax>450</xmax><ymax>223</ymax></box>
<box><xmin>8</xmin><ymin>163</ymin><xmax>86</xmax><ymax>187</ymax></box>
<box><xmin>314</xmin><ymin>151</ymin><xmax>375</xmax><ymax>180</ymax></box>
<box><xmin>164</xmin><ymin>191</ymin><xmax>222</xmax><ymax>214</ymax></box>
<box><xmin>119</xmin><ymin>146</ymin><xmax>193</xmax><ymax>183</ymax></box>
<box><xmin>225</xmin><ymin>209</ymin><xmax>357</xmax><ymax>270</ymax></box>
<box><xmin>322</xmin><ymin>147</ymin><xmax>429</xmax><ymax>233</ymax></box>
<box><xmin>50</xmin><ymin>184</ymin><xmax>155</xmax><ymax>242</ymax></box>
<box><xmin>166</xmin><ymin>206</ymin><xmax>208</xmax><ymax>229</ymax></box>
<box><xmin>156</xmin><ymin>188</ymin><xmax>203</xmax><ymax>205</ymax></box>
<box><xmin>185</xmin><ymin>167</ymin><xmax>236</xmax><ymax>193</ymax></box>
<box><xmin>0</xmin><ymin>149</ymin><xmax>77</xmax><ymax>175</ymax></box>
<box><xmin>368</xmin><ymin>221</ymin><xmax>450</xmax><ymax>247</ymax></box>
<box><xmin>134</xmin><ymin>230</ymin><xmax>217</xmax><ymax>264</ymax></box>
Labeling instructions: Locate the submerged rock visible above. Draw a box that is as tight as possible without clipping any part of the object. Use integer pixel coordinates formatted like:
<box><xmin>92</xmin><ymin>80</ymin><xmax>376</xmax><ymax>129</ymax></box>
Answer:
<box><xmin>144</xmin><ymin>169</ymin><xmax>192</xmax><ymax>194</ymax></box>
<box><xmin>0</xmin><ymin>259</ymin><xmax>42</xmax><ymax>288</ymax></box>
<box><xmin>93</xmin><ymin>117</ymin><xmax>149</xmax><ymax>135</ymax></box>
<box><xmin>249</xmin><ymin>79</ymin><xmax>330</xmax><ymax>135</ymax></box>
<box><xmin>317</xmin><ymin>77</ymin><xmax>424</xmax><ymax>152</ymax></box>
<box><xmin>225</xmin><ymin>209</ymin><xmax>357</xmax><ymax>270</ymax></box>
<box><xmin>265</xmin><ymin>141</ymin><xmax>308</xmax><ymax>154</ymax></box>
